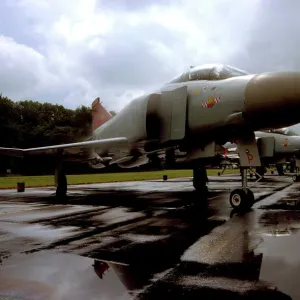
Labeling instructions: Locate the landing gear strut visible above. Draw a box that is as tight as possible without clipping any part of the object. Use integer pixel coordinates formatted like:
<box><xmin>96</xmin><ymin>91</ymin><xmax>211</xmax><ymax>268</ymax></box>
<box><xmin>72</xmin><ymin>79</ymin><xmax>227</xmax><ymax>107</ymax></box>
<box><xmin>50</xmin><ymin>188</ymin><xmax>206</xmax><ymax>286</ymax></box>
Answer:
<box><xmin>276</xmin><ymin>164</ymin><xmax>285</xmax><ymax>176</ymax></box>
<box><xmin>193</xmin><ymin>166</ymin><xmax>209</xmax><ymax>197</ymax></box>
<box><xmin>229</xmin><ymin>131</ymin><xmax>259</xmax><ymax>210</ymax></box>
<box><xmin>218</xmin><ymin>166</ymin><xmax>226</xmax><ymax>176</ymax></box>
<box><xmin>55</xmin><ymin>157</ymin><xmax>67</xmax><ymax>200</ymax></box>
<box><xmin>230</xmin><ymin>168</ymin><xmax>254</xmax><ymax>209</ymax></box>
<box><xmin>255</xmin><ymin>166</ymin><xmax>266</xmax><ymax>180</ymax></box>
<box><xmin>290</xmin><ymin>157</ymin><xmax>296</xmax><ymax>174</ymax></box>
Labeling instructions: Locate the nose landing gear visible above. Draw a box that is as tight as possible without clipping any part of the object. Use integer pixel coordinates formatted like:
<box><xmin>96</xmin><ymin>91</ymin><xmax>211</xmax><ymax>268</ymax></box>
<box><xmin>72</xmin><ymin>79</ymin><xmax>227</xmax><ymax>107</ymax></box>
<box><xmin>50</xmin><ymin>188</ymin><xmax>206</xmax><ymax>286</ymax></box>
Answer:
<box><xmin>228</xmin><ymin>132</ymin><xmax>260</xmax><ymax>210</ymax></box>
<box><xmin>230</xmin><ymin>168</ymin><xmax>254</xmax><ymax>209</ymax></box>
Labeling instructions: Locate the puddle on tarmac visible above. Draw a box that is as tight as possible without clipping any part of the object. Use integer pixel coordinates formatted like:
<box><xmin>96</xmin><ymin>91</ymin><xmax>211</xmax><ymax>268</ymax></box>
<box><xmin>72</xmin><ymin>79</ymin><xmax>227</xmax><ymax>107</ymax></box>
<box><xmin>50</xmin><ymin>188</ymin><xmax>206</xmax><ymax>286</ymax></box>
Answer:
<box><xmin>0</xmin><ymin>222</ymin><xmax>80</xmax><ymax>241</ymax></box>
<box><xmin>0</xmin><ymin>251</ymin><xmax>131</xmax><ymax>300</ymax></box>
<box><xmin>257</xmin><ymin>210</ymin><xmax>300</xmax><ymax>300</ymax></box>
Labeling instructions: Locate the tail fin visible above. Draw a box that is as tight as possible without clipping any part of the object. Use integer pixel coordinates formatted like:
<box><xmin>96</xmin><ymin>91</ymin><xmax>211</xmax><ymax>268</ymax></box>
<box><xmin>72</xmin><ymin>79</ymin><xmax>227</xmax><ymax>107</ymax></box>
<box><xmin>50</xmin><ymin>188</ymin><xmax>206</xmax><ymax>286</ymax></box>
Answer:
<box><xmin>91</xmin><ymin>97</ymin><xmax>113</xmax><ymax>131</ymax></box>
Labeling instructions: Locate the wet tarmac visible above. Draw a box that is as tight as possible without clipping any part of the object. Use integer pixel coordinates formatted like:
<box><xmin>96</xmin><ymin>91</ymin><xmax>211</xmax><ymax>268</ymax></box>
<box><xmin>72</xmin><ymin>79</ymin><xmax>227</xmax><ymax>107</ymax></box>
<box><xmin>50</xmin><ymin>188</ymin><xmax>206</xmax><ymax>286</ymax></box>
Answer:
<box><xmin>0</xmin><ymin>175</ymin><xmax>299</xmax><ymax>299</ymax></box>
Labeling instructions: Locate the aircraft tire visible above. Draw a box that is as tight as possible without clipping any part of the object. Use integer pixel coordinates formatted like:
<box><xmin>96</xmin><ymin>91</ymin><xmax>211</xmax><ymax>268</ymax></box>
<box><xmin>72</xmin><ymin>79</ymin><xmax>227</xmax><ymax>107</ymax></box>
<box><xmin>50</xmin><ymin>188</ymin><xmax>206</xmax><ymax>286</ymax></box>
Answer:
<box><xmin>246</xmin><ymin>189</ymin><xmax>255</xmax><ymax>207</ymax></box>
<box><xmin>230</xmin><ymin>188</ymin><xmax>254</xmax><ymax>209</ymax></box>
<box><xmin>292</xmin><ymin>175</ymin><xmax>300</xmax><ymax>182</ymax></box>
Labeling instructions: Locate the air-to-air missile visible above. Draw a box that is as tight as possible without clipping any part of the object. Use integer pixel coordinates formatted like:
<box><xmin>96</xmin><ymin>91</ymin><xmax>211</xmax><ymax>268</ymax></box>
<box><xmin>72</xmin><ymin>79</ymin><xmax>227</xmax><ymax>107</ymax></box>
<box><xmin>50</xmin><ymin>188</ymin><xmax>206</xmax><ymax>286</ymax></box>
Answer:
<box><xmin>2</xmin><ymin>63</ymin><xmax>300</xmax><ymax>209</ymax></box>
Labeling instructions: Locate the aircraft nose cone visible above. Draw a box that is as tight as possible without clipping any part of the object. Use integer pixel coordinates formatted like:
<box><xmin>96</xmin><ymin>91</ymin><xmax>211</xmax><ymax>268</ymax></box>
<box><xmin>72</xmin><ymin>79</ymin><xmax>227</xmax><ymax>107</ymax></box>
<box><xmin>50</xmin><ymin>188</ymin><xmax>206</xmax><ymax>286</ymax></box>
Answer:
<box><xmin>244</xmin><ymin>72</ymin><xmax>300</xmax><ymax>129</ymax></box>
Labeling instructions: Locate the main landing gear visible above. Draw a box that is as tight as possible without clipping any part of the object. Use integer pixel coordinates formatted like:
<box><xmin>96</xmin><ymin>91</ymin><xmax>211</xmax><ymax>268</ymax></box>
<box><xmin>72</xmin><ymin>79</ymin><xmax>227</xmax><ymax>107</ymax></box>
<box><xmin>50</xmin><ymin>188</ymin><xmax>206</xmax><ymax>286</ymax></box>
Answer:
<box><xmin>193</xmin><ymin>166</ymin><xmax>209</xmax><ymax>195</ymax></box>
<box><xmin>55</xmin><ymin>157</ymin><xmax>67</xmax><ymax>200</ymax></box>
<box><xmin>228</xmin><ymin>131</ymin><xmax>259</xmax><ymax>210</ymax></box>
<box><xmin>255</xmin><ymin>166</ymin><xmax>266</xmax><ymax>180</ymax></box>
<box><xmin>276</xmin><ymin>164</ymin><xmax>285</xmax><ymax>176</ymax></box>
<box><xmin>291</xmin><ymin>158</ymin><xmax>300</xmax><ymax>182</ymax></box>
<box><xmin>192</xmin><ymin>165</ymin><xmax>254</xmax><ymax>210</ymax></box>
<box><xmin>230</xmin><ymin>167</ymin><xmax>254</xmax><ymax>210</ymax></box>
<box><xmin>192</xmin><ymin>166</ymin><xmax>209</xmax><ymax>209</ymax></box>
<box><xmin>292</xmin><ymin>167</ymin><xmax>300</xmax><ymax>182</ymax></box>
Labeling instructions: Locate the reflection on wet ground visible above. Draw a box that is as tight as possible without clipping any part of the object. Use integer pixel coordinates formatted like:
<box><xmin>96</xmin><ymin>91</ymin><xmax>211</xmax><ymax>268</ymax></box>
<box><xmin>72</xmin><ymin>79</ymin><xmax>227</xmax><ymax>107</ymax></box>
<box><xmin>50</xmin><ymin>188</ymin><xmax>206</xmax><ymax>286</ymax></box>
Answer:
<box><xmin>0</xmin><ymin>175</ymin><xmax>299</xmax><ymax>299</ymax></box>
<box><xmin>257</xmin><ymin>194</ymin><xmax>300</xmax><ymax>300</ymax></box>
<box><xmin>0</xmin><ymin>251</ymin><xmax>131</xmax><ymax>300</ymax></box>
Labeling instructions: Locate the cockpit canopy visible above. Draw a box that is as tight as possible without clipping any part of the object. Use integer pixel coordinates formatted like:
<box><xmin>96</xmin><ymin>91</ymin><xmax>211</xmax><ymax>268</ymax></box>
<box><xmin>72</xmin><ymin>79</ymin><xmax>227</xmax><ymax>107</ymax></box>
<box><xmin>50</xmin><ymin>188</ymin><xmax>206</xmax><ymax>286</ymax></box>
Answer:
<box><xmin>168</xmin><ymin>64</ymin><xmax>250</xmax><ymax>84</ymax></box>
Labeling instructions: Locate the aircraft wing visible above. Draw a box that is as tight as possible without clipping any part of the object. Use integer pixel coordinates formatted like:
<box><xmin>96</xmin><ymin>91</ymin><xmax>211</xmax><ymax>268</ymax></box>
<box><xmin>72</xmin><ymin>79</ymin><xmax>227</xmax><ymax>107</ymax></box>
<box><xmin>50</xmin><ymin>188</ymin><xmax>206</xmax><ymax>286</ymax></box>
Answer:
<box><xmin>0</xmin><ymin>137</ymin><xmax>129</xmax><ymax>158</ymax></box>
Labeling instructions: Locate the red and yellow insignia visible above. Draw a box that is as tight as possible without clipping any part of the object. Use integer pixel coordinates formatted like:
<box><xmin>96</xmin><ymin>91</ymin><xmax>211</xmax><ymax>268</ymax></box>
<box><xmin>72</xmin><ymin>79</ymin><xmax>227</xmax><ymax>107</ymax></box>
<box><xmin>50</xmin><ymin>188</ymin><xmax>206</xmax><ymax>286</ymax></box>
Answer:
<box><xmin>283</xmin><ymin>138</ymin><xmax>288</xmax><ymax>147</ymax></box>
<box><xmin>202</xmin><ymin>96</ymin><xmax>221</xmax><ymax>108</ymax></box>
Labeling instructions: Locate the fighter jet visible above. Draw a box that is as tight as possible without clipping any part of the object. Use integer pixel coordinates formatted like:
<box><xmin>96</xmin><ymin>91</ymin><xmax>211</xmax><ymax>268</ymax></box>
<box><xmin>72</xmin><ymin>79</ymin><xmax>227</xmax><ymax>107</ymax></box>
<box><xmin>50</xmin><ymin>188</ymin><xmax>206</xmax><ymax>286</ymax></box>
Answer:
<box><xmin>223</xmin><ymin>130</ymin><xmax>300</xmax><ymax>181</ymax></box>
<box><xmin>2</xmin><ymin>63</ymin><xmax>300</xmax><ymax>210</ymax></box>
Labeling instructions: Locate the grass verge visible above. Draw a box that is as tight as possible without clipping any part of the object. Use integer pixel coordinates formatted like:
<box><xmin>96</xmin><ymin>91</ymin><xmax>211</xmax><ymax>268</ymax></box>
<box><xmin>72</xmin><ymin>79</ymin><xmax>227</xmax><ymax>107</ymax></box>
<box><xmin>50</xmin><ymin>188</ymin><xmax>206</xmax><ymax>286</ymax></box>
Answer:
<box><xmin>0</xmin><ymin>169</ymin><xmax>240</xmax><ymax>189</ymax></box>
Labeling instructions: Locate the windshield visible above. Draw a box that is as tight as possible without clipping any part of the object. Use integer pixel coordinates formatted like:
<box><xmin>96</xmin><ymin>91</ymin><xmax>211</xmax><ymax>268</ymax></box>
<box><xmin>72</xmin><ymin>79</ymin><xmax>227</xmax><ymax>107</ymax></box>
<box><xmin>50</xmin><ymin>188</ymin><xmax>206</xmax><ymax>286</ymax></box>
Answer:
<box><xmin>168</xmin><ymin>64</ymin><xmax>249</xmax><ymax>83</ymax></box>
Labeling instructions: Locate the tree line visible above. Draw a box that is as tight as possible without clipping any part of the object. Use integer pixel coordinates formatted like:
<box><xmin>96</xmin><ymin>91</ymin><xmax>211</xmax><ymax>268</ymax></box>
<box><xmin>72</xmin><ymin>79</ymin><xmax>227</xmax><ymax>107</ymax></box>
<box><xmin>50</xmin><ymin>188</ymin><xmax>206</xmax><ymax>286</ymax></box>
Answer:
<box><xmin>0</xmin><ymin>95</ymin><xmax>118</xmax><ymax>175</ymax></box>
<box><xmin>0</xmin><ymin>95</ymin><xmax>192</xmax><ymax>176</ymax></box>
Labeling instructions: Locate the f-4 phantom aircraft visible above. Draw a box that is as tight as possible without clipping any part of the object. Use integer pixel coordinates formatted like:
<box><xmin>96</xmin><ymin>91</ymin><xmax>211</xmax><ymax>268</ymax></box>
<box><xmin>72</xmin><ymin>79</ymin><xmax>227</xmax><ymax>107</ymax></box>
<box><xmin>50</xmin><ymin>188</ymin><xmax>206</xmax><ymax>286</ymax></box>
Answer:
<box><xmin>223</xmin><ymin>129</ymin><xmax>300</xmax><ymax>180</ymax></box>
<box><xmin>2</xmin><ymin>63</ymin><xmax>300</xmax><ymax>210</ymax></box>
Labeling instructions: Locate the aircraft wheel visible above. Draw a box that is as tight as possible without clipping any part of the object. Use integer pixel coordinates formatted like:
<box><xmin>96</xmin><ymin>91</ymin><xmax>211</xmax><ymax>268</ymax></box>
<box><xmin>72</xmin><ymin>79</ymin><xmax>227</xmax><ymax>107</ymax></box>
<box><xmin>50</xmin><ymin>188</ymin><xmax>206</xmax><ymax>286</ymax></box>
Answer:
<box><xmin>249</xmin><ymin>173</ymin><xmax>253</xmax><ymax>178</ymax></box>
<box><xmin>218</xmin><ymin>172</ymin><xmax>221</xmax><ymax>176</ymax></box>
<box><xmin>246</xmin><ymin>189</ymin><xmax>255</xmax><ymax>207</ymax></box>
<box><xmin>230</xmin><ymin>188</ymin><xmax>254</xmax><ymax>209</ymax></box>
<box><xmin>292</xmin><ymin>175</ymin><xmax>300</xmax><ymax>182</ymax></box>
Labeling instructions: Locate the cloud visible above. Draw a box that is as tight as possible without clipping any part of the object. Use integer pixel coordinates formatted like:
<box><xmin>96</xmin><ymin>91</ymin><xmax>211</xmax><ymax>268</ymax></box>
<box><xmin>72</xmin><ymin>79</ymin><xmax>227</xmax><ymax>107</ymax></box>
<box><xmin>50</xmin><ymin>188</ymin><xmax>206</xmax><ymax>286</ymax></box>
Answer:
<box><xmin>0</xmin><ymin>35</ymin><xmax>50</xmax><ymax>98</ymax></box>
<box><xmin>228</xmin><ymin>0</ymin><xmax>300</xmax><ymax>73</ymax></box>
<box><xmin>1</xmin><ymin>0</ymin><xmax>300</xmax><ymax>113</ymax></box>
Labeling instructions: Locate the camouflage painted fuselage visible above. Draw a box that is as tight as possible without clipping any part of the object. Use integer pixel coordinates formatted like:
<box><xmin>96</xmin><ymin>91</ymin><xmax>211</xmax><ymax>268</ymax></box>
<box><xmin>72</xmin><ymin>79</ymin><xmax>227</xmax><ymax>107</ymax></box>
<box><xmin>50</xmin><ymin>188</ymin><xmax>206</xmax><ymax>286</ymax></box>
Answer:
<box><xmin>224</xmin><ymin>131</ymin><xmax>300</xmax><ymax>165</ymax></box>
<box><xmin>256</xmin><ymin>131</ymin><xmax>300</xmax><ymax>163</ymax></box>
<box><xmin>91</xmin><ymin>65</ymin><xmax>300</xmax><ymax>166</ymax></box>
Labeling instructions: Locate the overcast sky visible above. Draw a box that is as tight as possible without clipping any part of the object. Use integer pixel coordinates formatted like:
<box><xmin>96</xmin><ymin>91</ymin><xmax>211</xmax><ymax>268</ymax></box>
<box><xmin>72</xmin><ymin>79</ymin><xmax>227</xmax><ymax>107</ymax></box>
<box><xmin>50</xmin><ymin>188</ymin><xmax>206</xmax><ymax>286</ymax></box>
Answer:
<box><xmin>1</xmin><ymin>0</ymin><xmax>300</xmax><ymax>113</ymax></box>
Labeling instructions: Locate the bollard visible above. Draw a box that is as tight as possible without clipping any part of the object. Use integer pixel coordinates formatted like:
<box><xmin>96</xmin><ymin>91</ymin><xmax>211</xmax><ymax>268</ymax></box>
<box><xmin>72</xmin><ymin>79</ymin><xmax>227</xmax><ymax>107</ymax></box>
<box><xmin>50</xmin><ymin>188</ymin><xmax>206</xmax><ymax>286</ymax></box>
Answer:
<box><xmin>163</xmin><ymin>175</ymin><xmax>168</xmax><ymax>181</ymax></box>
<box><xmin>17</xmin><ymin>182</ymin><xmax>25</xmax><ymax>192</ymax></box>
